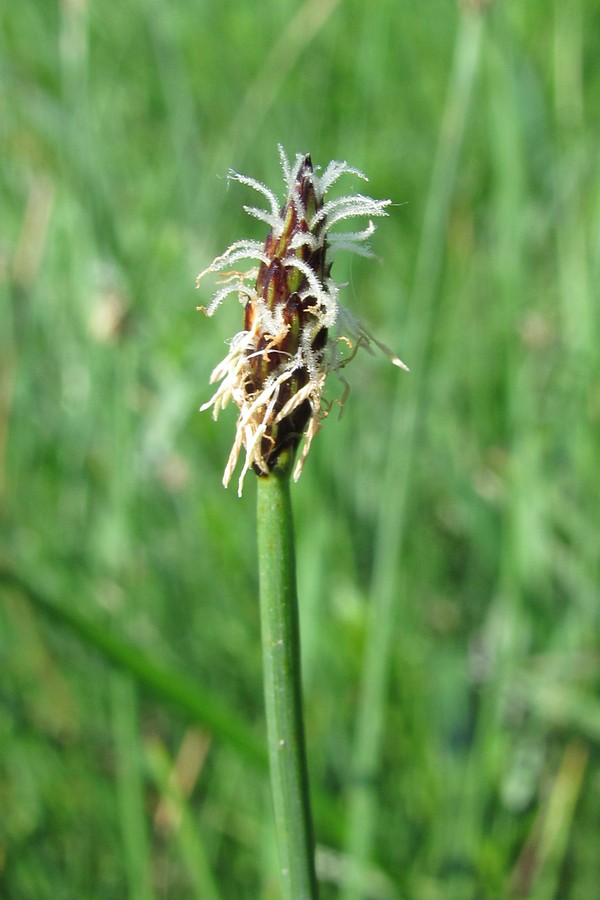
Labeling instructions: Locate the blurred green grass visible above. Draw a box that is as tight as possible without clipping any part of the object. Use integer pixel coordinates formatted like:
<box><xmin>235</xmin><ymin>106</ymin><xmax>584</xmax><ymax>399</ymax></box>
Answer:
<box><xmin>2</xmin><ymin>0</ymin><xmax>600</xmax><ymax>897</ymax></box>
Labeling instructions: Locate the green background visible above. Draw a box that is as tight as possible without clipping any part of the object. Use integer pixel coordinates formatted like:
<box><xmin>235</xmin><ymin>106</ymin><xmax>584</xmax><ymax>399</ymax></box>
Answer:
<box><xmin>2</xmin><ymin>0</ymin><xmax>600</xmax><ymax>897</ymax></box>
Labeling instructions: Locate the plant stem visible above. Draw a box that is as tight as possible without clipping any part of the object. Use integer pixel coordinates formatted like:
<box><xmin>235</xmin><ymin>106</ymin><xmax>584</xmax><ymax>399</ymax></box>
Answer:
<box><xmin>256</xmin><ymin>455</ymin><xmax>318</xmax><ymax>899</ymax></box>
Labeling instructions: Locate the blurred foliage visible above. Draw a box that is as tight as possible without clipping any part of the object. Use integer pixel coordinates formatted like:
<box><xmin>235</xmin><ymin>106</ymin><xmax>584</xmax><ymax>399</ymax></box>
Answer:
<box><xmin>1</xmin><ymin>0</ymin><xmax>600</xmax><ymax>897</ymax></box>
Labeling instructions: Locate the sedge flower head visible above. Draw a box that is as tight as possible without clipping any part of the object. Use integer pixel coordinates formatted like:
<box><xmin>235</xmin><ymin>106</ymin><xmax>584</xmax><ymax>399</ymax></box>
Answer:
<box><xmin>197</xmin><ymin>145</ymin><xmax>407</xmax><ymax>496</ymax></box>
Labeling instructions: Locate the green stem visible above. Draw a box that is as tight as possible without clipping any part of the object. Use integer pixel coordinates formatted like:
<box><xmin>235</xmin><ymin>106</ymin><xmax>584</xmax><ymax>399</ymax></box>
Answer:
<box><xmin>256</xmin><ymin>456</ymin><xmax>318</xmax><ymax>900</ymax></box>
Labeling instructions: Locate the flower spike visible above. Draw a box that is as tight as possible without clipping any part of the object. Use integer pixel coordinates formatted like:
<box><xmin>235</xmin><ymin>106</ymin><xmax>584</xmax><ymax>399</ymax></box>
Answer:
<box><xmin>197</xmin><ymin>147</ymin><xmax>406</xmax><ymax>495</ymax></box>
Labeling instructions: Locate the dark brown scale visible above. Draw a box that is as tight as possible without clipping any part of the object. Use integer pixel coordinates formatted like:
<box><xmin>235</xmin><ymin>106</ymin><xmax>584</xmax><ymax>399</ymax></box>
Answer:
<box><xmin>242</xmin><ymin>154</ymin><xmax>330</xmax><ymax>473</ymax></box>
